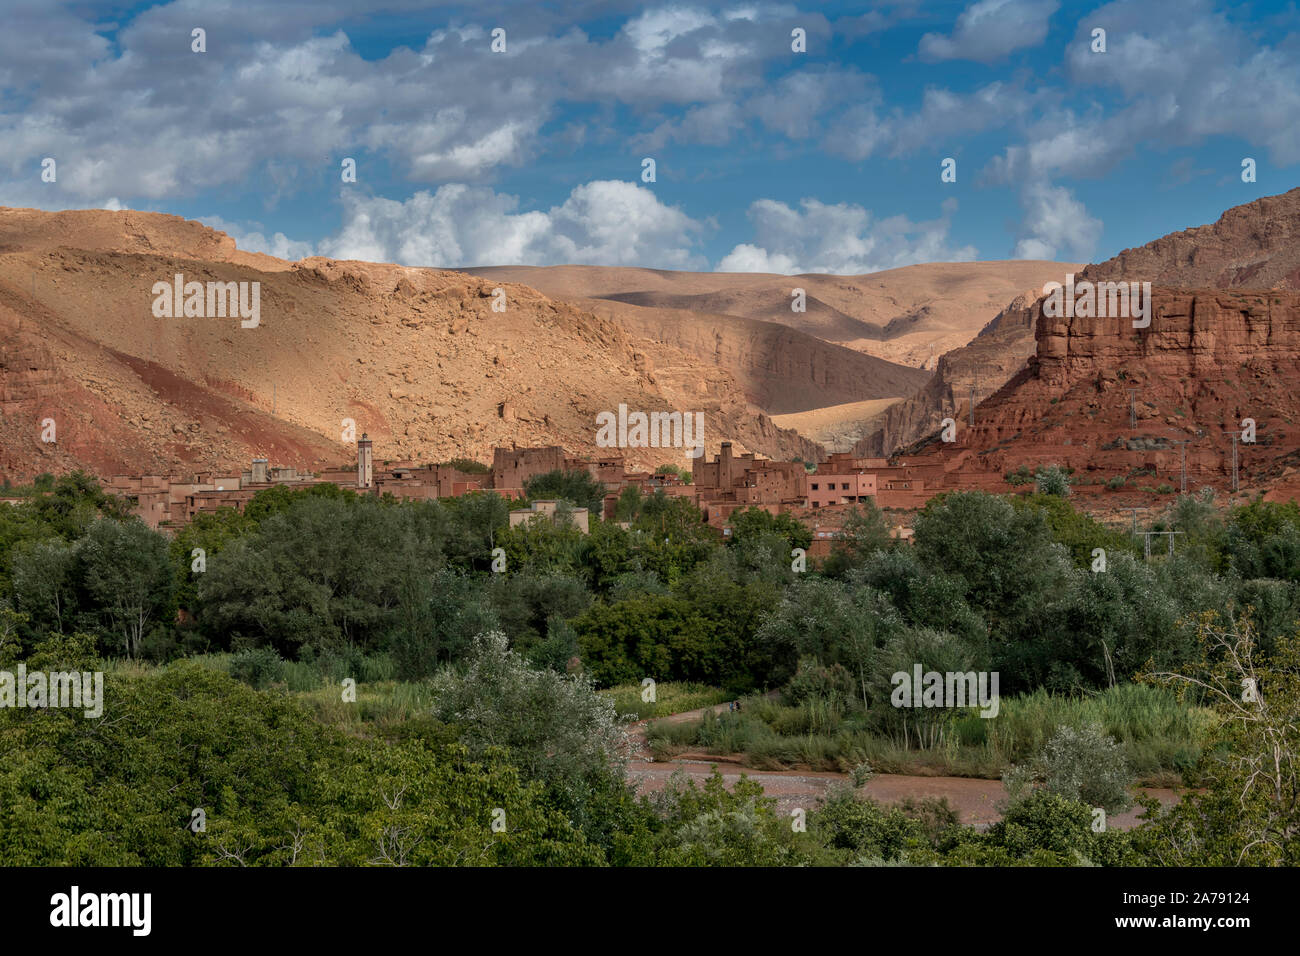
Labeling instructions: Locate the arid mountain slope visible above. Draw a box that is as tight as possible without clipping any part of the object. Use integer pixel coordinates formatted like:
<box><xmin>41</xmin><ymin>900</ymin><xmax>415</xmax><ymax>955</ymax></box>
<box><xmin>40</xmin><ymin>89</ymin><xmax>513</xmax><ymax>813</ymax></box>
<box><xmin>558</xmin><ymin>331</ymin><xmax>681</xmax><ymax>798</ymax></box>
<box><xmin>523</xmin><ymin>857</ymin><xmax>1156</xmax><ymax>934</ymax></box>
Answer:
<box><xmin>853</xmin><ymin>290</ymin><xmax>1040</xmax><ymax>457</ymax></box>
<box><xmin>569</xmin><ymin>299</ymin><xmax>930</xmax><ymax>415</ymax></box>
<box><xmin>1081</xmin><ymin>187</ymin><xmax>1300</xmax><ymax>289</ymax></box>
<box><xmin>909</xmin><ymin>288</ymin><xmax>1300</xmax><ymax>498</ymax></box>
<box><xmin>467</xmin><ymin>261</ymin><xmax>1077</xmax><ymax>370</ymax></box>
<box><xmin>0</xmin><ymin>207</ymin><xmax>819</xmax><ymax>483</ymax></box>
<box><xmin>858</xmin><ymin>187</ymin><xmax>1300</xmax><ymax>458</ymax></box>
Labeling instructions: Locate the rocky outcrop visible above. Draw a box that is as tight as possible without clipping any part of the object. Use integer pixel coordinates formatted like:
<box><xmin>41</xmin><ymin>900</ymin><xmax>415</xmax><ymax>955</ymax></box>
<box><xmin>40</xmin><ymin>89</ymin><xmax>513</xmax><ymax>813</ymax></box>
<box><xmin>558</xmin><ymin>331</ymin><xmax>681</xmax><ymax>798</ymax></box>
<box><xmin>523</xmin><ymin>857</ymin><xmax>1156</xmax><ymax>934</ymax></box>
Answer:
<box><xmin>859</xmin><ymin>187</ymin><xmax>1300</xmax><ymax>458</ymax></box>
<box><xmin>853</xmin><ymin>291</ymin><xmax>1040</xmax><ymax>456</ymax></box>
<box><xmin>1081</xmin><ymin>187</ymin><xmax>1300</xmax><ymax>290</ymax></box>
<box><xmin>921</xmin><ymin>289</ymin><xmax>1300</xmax><ymax>492</ymax></box>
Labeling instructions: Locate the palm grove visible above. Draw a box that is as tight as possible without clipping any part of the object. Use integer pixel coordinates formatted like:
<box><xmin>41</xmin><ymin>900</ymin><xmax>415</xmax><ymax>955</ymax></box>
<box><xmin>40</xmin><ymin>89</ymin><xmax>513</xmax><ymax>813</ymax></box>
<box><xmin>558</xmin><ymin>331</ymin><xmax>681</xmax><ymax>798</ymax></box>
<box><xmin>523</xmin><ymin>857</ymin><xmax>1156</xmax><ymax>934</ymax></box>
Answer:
<box><xmin>1</xmin><ymin>467</ymin><xmax>1298</xmax><ymax>865</ymax></box>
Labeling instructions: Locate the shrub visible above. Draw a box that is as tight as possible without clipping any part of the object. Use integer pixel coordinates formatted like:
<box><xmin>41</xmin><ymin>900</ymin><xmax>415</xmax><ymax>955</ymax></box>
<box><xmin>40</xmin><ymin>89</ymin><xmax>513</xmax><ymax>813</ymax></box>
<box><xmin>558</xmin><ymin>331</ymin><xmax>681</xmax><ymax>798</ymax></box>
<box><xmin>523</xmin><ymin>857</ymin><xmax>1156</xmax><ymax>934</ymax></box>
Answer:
<box><xmin>1005</xmin><ymin>465</ymin><xmax>1033</xmax><ymax>486</ymax></box>
<box><xmin>989</xmin><ymin>790</ymin><xmax>1095</xmax><ymax>860</ymax></box>
<box><xmin>1034</xmin><ymin>465</ymin><xmax>1071</xmax><ymax>497</ymax></box>
<box><xmin>1039</xmin><ymin>722</ymin><xmax>1133</xmax><ymax>812</ymax></box>
<box><xmin>431</xmin><ymin>630</ymin><xmax>628</xmax><ymax>808</ymax></box>
<box><xmin>227</xmin><ymin>646</ymin><xmax>285</xmax><ymax>689</ymax></box>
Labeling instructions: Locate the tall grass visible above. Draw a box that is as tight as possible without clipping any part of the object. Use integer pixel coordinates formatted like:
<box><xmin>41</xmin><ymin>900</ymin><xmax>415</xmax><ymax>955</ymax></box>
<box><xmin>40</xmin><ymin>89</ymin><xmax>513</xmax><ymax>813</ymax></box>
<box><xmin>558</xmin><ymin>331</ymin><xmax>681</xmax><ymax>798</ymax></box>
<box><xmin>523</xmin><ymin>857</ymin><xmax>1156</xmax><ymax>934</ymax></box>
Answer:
<box><xmin>103</xmin><ymin>652</ymin><xmax>437</xmax><ymax>736</ymax></box>
<box><xmin>645</xmin><ymin>684</ymin><xmax>1213</xmax><ymax>783</ymax></box>
<box><xmin>599</xmin><ymin>682</ymin><xmax>731</xmax><ymax>719</ymax></box>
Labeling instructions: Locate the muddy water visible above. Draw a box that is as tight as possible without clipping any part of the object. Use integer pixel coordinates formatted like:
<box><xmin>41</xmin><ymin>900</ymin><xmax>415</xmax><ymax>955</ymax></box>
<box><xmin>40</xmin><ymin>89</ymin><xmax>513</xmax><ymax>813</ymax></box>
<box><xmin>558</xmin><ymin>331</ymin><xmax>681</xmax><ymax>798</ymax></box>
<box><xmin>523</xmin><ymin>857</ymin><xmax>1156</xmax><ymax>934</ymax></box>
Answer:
<box><xmin>625</xmin><ymin>704</ymin><xmax>1181</xmax><ymax>829</ymax></box>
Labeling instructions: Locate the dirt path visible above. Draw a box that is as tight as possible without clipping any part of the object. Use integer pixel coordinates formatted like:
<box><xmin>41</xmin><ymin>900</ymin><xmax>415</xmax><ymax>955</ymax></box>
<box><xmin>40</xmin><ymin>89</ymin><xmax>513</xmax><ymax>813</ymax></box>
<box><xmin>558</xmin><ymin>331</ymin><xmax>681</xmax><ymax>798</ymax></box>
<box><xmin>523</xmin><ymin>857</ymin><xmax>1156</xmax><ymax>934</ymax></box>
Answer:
<box><xmin>623</xmin><ymin>699</ymin><xmax>737</xmax><ymax>761</ymax></box>
<box><xmin>623</xmin><ymin>704</ymin><xmax>1181</xmax><ymax>830</ymax></box>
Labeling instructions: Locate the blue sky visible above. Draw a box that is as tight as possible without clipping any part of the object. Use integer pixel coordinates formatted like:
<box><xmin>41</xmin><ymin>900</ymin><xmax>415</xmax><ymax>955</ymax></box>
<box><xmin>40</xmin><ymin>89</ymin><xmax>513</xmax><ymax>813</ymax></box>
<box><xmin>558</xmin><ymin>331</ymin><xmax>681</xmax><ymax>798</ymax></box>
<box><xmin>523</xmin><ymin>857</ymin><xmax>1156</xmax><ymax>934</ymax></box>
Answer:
<box><xmin>2</xmin><ymin>0</ymin><xmax>1298</xmax><ymax>272</ymax></box>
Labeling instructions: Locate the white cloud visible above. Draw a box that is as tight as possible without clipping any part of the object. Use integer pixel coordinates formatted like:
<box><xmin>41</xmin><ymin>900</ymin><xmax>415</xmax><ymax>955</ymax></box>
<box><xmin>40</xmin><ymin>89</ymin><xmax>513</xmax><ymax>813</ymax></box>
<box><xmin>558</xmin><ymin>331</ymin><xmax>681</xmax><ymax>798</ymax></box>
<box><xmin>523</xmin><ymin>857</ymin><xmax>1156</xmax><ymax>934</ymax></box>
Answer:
<box><xmin>318</xmin><ymin>180</ymin><xmax>708</xmax><ymax>269</ymax></box>
<box><xmin>623</xmin><ymin>6</ymin><xmax>718</xmax><ymax>53</ymax></box>
<box><xmin>717</xmin><ymin>197</ymin><xmax>977</xmax><ymax>274</ymax></box>
<box><xmin>1064</xmin><ymin>0</ymin><xmax>1300</xmax><ymax>166</ymax></box>
<box><xmin>829</xmin><ymin>81</ymin><xmax>1040</xmax><ymax>161</ymax></box>
<box><xmin>200</xmin><ymin>216</ymin><xmax>317</xmax><ymax>260</ymax></box>
<box><xmin>1010</xmin><ymin>182</ymin><xmax>1102</xmax><ymax>260</ymax></box>
<box><xmin>0</xmin><ymin>4</ymin><xmax>812</xmax><ymax>203</ymax></box>
<box><xmin>919</xmin><ymin>0</ymin><xmax>1059</xmax><ymax>63</ymax></box>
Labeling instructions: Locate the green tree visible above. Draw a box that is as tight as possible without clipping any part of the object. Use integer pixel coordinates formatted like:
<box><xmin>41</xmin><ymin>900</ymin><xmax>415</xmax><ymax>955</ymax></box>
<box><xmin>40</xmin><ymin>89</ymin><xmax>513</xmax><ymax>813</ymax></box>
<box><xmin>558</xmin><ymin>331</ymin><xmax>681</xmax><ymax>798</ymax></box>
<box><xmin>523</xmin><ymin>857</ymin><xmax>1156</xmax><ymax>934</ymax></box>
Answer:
<box><xmin>571</xmin><ymin>593</ymin><xmax>722</xmax><ymax>686</ymax></box>
<box><xmin>755</xmin><ymin>576</ymin><xmax>903</xmax><ymax>696</ymax></box>
<box><xmin>431</xmin><ymin>631</ymin><xmax>629</xmax><ymax>822</ymax></box>
<box><xmin>727</xmin><ymin>507</ymin><xmax>811</xmax><ymax>552</ymax></box>
<box><xmin>77</xmin><ymin>518</ymin><xmax>174</xmax><ymax>658</ymax></box>
<box><xmin>524</xmin><ymin>469</ymin><xmax>606</xmax><ymax>514</ymax></box>
<box><xmin>10</xmin><ymin>537</ymin><xmax>77</xmax><ymax>637</ymax></box>
<box><xmin>823</xmin><ymin>501</ymin><xmax>893</xmax><ymax>576</ymax></box>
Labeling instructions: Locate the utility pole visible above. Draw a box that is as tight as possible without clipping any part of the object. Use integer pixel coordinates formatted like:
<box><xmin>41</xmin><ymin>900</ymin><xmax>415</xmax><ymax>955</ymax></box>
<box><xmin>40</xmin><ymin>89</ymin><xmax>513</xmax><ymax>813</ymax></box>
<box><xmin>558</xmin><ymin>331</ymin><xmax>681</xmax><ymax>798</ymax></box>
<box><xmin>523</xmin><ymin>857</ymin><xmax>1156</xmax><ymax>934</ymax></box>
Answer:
<box><xmin>1171</xmin><ymin>440</ymin><xmax>1189</xmax><ymax>494</ymax></box>
<box><xmin>1140</xmin><ymin>530</ymin><xmax>1184</xmax><ymax>561</ymax></box>
<box><xmin>1123</xmin><ymin>507</ymin><xmax>1147</xmax><ymax>536</ymax></box>
<box><xmin>1230</xmin><ymin>434</ymin><xmax>1239</xmax><ymax>493</ymax></box>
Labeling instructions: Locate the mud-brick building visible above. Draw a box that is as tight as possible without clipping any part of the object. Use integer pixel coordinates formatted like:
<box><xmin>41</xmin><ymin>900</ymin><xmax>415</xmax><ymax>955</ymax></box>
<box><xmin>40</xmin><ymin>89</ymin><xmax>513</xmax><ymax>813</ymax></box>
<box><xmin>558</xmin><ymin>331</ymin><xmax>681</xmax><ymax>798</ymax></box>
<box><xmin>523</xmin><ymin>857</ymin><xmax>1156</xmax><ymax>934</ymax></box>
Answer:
<box><xmin>105</xmin><ymin>471</ymin><xmax>252</xmax><ymax>529</ymax></box>
<box><xmin>492</xmin><ymin>445</ymin><xmax>566</xmax><ymax>491</ymax></box>
<box><xmin>599</xmin><ymin>469</ymin><xmax>695</xmax><ymax>520</ymax></box>
<box><xmin>508</xmin><ymin>498</ymin><xmax>591</xmax><ymax>534</ymax></box>
<box><xmin>807</xmin><ymin>454</ymin><xmax>880</xmax><ymax>509</ymax></box>
<box><xmin>692</xmin><ymin>442</ymin><xmax>807</xmax><ymax>527</ymax></box>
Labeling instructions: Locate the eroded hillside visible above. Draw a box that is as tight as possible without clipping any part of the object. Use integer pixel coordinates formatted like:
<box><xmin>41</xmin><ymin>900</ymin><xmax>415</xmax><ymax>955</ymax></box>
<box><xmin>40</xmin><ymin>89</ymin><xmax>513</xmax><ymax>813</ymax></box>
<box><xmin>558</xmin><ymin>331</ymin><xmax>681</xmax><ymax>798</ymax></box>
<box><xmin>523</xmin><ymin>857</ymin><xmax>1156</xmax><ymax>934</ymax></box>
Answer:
<box><xmin>0</xmin><ymin>207</ymin><xmax>819</xmax><ymax>482</ymax></box>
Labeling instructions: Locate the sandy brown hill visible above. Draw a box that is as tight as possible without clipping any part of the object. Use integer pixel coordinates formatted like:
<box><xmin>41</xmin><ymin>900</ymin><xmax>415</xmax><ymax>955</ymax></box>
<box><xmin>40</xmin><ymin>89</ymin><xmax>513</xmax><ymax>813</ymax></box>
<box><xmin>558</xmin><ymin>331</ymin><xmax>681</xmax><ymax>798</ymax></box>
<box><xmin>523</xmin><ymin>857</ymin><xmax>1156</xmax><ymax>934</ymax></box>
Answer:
<box><xmin>467</xmin><ymin>261</ymin><xmax>1077</xmax><ymax>370</ymax></box>
<box><xmin>566</xmin><ymin>299</ymin><xmax>929</xmax><ymax>415</ymax></box>
<box><xmin>466</xmin><ymin>265</ymin><xmax>933</xmax><ymax>422</ymax></box>
<box><xmin>0</xmin><ymin>207</ymin><xmax>819</xmax><ymax>483</ymax></box>
<box><xmin>906</xmin><ymin>288</ymin><xmax>1300</xmax><ymax>502</ymax></box>
<box><xmin>467</xmin><ymin>261</ymin><xmax>1072</xmax><ymax>452</ymax></box>
<box><xmin>857</xmin><ymin>187</ymin><xmax>1300</xmax><ymax>458</ymax></box>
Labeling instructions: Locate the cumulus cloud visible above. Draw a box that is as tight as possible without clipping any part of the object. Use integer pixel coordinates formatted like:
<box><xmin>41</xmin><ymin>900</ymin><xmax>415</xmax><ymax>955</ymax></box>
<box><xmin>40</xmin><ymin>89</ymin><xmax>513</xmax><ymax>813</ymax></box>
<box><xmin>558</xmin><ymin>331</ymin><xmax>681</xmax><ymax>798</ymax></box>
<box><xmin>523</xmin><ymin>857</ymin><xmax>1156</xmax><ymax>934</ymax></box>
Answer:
<box><xmin>317</xmin><ymin>180</ymin><xmax>708</xmax><ymax>269</ymax></box>
<box><xmin>1010</xmin><ymin>182</ymin><xmax>1102</xmax><ymax>260</ymax></box>
<box><xmin>1064</xmin><ymin>0</ymin><xmax>1300</xmax><ymax>166</ymax></box>
<box><xmin>919</xmin><ymin>0</ymin><xmax>1059</xmax><ymax>63</ymax></box>
<box><xmin>200</xmin><ymin>216</ymin><xmax>317</xmax><ymax>260</ymax></box>
<box><xmin>0</xmin><ymin>3</ymin><xmax>834</xmax><ymax>204</ymax></box>
<box><xmin>829</xmin><ymin>81</ymin><xmax>1041</xmax><ymax>161</ymax></box>
<box><xmin>716</xmin><ymin>197</ymin><xmax>977</xmax><ymax>274</ymax></box>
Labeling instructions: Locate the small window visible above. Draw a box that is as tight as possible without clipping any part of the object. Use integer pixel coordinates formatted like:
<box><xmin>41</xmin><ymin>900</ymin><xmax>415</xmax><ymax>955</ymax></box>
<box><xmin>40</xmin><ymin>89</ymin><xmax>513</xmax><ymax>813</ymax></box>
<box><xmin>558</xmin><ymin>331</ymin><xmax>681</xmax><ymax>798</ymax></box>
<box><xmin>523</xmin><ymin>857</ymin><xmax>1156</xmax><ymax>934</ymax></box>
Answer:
<box><xmin>811</xmin><ymin>483</ymin><xmax>819</xmax><ymax>490</ymax></box>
